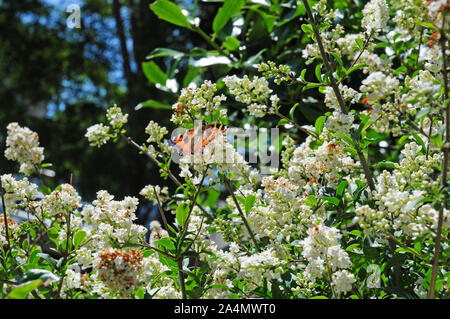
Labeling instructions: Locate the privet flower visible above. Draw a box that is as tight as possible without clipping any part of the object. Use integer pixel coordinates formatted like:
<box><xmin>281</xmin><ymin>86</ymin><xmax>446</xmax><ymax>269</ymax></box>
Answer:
<box><xmin>171</xmin><ymin>81</ymin><xmax>226</xmax><ymax>125</ymax></box>
<box><xmin>288</xmin><ymin>137</ymin><xmax>356</xmax><ymax>187</ymax></box>
<box><xmin>106</xmin><ymin>105</ymin><xmax>128</xmax><ymax>130</ymax></box>
<box><xmin>301</xmin><ymin>225</ymin><xmax>352</xmax><ymax>283</ymax></box>
<box><xmin>257</xmin><ymin>61</ymin><xmax>293</xmax><ymax>85</ymax></box>
<box><xmin>354</xmin><ymin>142</ymin><xmax>446</xmax><ymax>239</ymax></box>
<box><xmin>94</xmin><ymin>248</ymin><xmax>143</xmax><ymax>297</ymax></box>
<box><xmin>332</xmin><ymin>270</ymin><xmax>356</xmax><ymax>295</ymax></box>
<box><xmin>361</xmin><ymin>0</ymin><xmax>389</xmax><ymax>34</ymax></box>
<box><xmin>223</xmin><ymin>75</ymin><xmax>278</xmax><ymax>117</ymax></box>
<box><xmin>80</xmin><ymin>190</ymin><xmax>146</xmax><ymax>252</ymax></box>
<box><xmin>42</xmin><ymin>183</ymin><xmax>81</xmax><ymax>219</ymax></box>
<box><xmin>0</xmin><ymin>174</ymin><xmax>40</xmax><ymax>214</ymax></box>
<box><xmin>85</xmin><ymin>123</ymin><xmax>110</xmax><ymax>148</ymax></box>
<box><xmin>4</xmin><ymin>122</ymin><xmax>45</xmax><ymax>175</ymax></box>
<box><xmin>145</xmin><ymin>120</ymin><xmax>168</xmax><ymax>145</ymax></box>
<box><xmin>139</xmin><ymin>184</ymin><xmax>169</xmax><ymax>205</ymax></box>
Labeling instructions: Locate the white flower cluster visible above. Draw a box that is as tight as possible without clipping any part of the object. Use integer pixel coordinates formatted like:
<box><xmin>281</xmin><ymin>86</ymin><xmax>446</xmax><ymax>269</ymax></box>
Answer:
<box><xmin>42</xmin><ymin>183</ymin><xmax>81</xmax><ymax>219</ymax></box>
<box><xmin>106</xmin><ymin>105</ymin><xmax>128</xmax><ymax>130</ymax></box>
<box><xmin>257</xmin><ymin>61</ymin><xmax>293</xmax><ymax>85</ymax></box>
<box><xmin>322</xmin><ymin>111</ymin><xmax>355</xmax><ymax>137</ymax></box>
<box><xmin>204</xmin><ymin>243</ymin><xmax>283</xmax><ymax>297</ymax></box>
<box><xmin>79</xmin><ymin>190</ymin><xmax>146</xmax><ymax>257</ymax></box>
<box><xmin>301</xmin><ymin>225</ymin><xmax>355</xmax><ymax>294</ymax></box>
<box><xmin>145</xmin><ymin>120</ymin><xmax>168</xmax><ymax>145</ymax></box>
<box><xmin>85</xmin><ymin>123</ymin><xmax>110</xmax><ymax>148</ymax></box>
<box><xmin>171</xmin><ymin>81</ymin><xmax>226</xmax><ymax>125</ymax></box>
<box><xmin>139</xmin><ymin>184</ymin><xmax>169</xmax><ymax>205</ymax></box>
<box><xmin>336</xmin><ymin>34</ymin><xmax>392</xmax><ymax>74</ymax></box>
<box><xmin>288</xmin><ymin>137</ymin><xmax>356</xmax><ymax>187</ymax></box>
<box><xmin>355</xmin><ymin>142</ymin><xmax>447</xmax><ymax>239</ymax></box>
<box><xmin>4</xmin><ymin>122</ymin><xmax>45</xmax><ymax>175</ymax></box>
<box><xmin>223</xmin><ymin>75</ymin><xmax>278</xmax><ymax>117</ymax></box>
<box><xmin>323</xmin><ymin>84</ymin><xmax>361</xmax><ymax>112</ymax></box>
<box><xmin>402</xmin><ymin>70</ymin><xmax>439</xmax><ymax>116</ymax></box>
<box><xmin>425</xmin><ymin>0</ymin><xmax>448</xmax><ymax>23</ymax></box>
<box><xmin>178</xmin><ymin>134</ymin><xmax>251</xmax><ymax>184</ymax></box>
<box><xmin>93</xmin><ymin>248</ymin><xmax>143</xmax><ymax>297</ymax></box>
<box><xmin>85</xmin><ymin>106</ymin><xmax>129</xmax><ymax>148</ymax></box>
<box><xmin>360</xmin><ymin>71</ymin><xmax>400</xmax><ymax>104</ymax></box>
<box><xmin>361</xmin><ymin>0</ymin><xmax>389</xmax><ymax>34</ymax></box>
<box><xmin>0</xmin><ymin>174</ymin><xmax>39</xmax><ymax>215</ymax></box>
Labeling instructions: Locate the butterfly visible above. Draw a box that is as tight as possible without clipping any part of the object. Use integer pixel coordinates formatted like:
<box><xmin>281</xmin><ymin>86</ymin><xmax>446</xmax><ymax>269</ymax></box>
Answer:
<box><xmin>169</xmin><ymin>123</ymin><xmax>227</xmax><ymax>155</ymax></box>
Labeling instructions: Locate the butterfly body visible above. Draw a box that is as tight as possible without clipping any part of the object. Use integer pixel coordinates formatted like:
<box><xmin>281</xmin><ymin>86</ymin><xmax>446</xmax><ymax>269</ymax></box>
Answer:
<box><xmin>169</xmin><ymin>123</ymin><xmax>227</xmax><ymax>155</ymax></box>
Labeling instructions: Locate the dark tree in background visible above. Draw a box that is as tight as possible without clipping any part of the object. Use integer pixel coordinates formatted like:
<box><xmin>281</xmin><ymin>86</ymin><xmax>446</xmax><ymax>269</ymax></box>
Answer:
<box><xmin>0</xmin><ymin>0</ymin><xmax>217</xmax><ymax>212</ymax></box>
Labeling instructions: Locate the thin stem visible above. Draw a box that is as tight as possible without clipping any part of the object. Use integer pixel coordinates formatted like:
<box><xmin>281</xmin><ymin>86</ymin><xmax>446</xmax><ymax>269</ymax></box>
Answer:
<box><xmin>119</xmin><ymin>133</ymin><xmax>182</xmax><ymax>188</ymax></box>
<box><xmin>119</xmin><ymin>133</ymin><xmax>210</xmax><ymax>218</ymax></box>
<box><xmin>428</xmin><ymin>14</ymin><xmax>449</xmax><ymax>299</ymax></box>
<box><xmin>179</xmin><ymin>165</ymin><xmax>209</xmax><ymax>243</ymax></box>
<box><xmin>224</xmin><ymin>177</ymin><xmax>260</xmax><ymax>250</ymax></box>
<box><xmin>153</xmin><ymin>186</ymin><xmax>169</xmax><ymax>232</ymax></box>
<box><xmin>348</xmin><ymin>32</ymin><xmax>372</xmax><ymax>71</ymax></box>
<box><xmin>192</xmin><ymin>26</ymin><xmax>237</xmax><ymax>62</ymax></box>
<box><xmin>177</xmin><ymin>258</ymin><xmax>187</xmax><ymax>299</ymax></box>
<box><xmin>301</xmin><ymin>0</ymin><xmax>376</xmax><ymax>192</ymax></box>
<box><xmin>275</xmin><ymin>111</ymin><xmax>321</xmax><ymax>140</ymax></box>
<box><xmin>426</xmin><ymin>115</ymin><xmax>434</xmax><ymax>160</ymax></box>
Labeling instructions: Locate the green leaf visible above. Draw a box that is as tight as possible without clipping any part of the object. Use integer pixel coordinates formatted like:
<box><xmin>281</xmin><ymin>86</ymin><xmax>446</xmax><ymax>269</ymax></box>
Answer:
<box><xmin>7</xmin><ymin>280</ymin><xmax>43</xmax><ymax>299</ymax></box>
<box><xmin>319</xmin><ymin>196</ymin><xmax>340</xmax><ymax>206</ymax></box>
<box><xmin>329</xmin><ymin>52</ymin><xmax>343</xmax><ymax>67</ymax></box>
<box><xmin>73</xmin><ymin>230</ymin><xmax>87</xmax><ymax>249</ymax></box>
<box><xmin>346</xmin><ymin>64</ymin><xmax>366</xmax><ymax>76</ymax></box>
<box><xmin>314</xmin><ymin>115</ymin><xmax>326</xmax><ymax>136</ymax></box>
<box><xmin>334</xmin><ymin>133</ymin><xmax>354</xmax><ymax>146</ymax></box>
<box><xmin>300</xmin><ymin>69</ymin><xmax>307</xmax><ymax>81</ymax></box>
<box><xmin>135</xmin><ymin>99</ymin><xmax>172</xmax><ymax>110</ymax></box>
<box><xmin>343</xmin><ymin>147</ymin><xmax>357</xmax><ymax>157</ymax></box>
<box><xmin>302</xmin><ymin>83</ymin><xmax>322</xmax><ymax>92</ymax></box>
<box><xmin>414</xmin><ymin>107</ymin><xmax>431</xmax><ymax>121</ymax></box>
<box><xmin>142</xmin><ymin>61</ymin><xmax>167</xmax><ymax>86</ymax></box>
<box><xmin>156</xmin><ymin>238</ymin><xmax>176</xmax><ymax>251</ymax></box>
<box><xmin>336</xmin><ymin>181</ymin><xmax>348</xmax><ymax>198</ymax></box>
<box><xmin>412</xmin><ymin>133</ymin><xmax>426</xmax><ymax>153</ymax></box>
<box><xmin>244</xmin><ymin>194</ymin><xmax>256</xmax><ymax>215</ymax></box>
<box><xmin>301</xmin><ymin>23</ymin><xmax>313</xmax><ymax>34</ymax></box>
<box><xmin>38</xmin><ymin>185</ymin><xmax>51</xmax><ymax>196</ymax></box>
<box><xmin>415</xmin><ymin>20</ymin><xmax>439</xmax><ymax>31</ymax></box>
<box><xmin>146</xmin><ymin>48</ymin><xmax>185</xmax><ymax>60</ymax></box>
<box><xmin>277</xmin><ymin>119</ymin><xmax>290</xmax><ymax>127</ymax></box>
<box><xmin>213</xmin><ymin>0</ymin><xmax>246</xmax><ymax>33</ymax></box>
<box><xmin>355</xmin><ymin>38</ymin><xmax>364</xmax><ymax>51</ymax></box>
<box><xmin>315</xmin><ymin>63</ymin><xmax>322</xmax><ymax>82</ymax></box>
<box><xmin>223</xmin><ymin>36</ymin><xmax>240</xmax><ymax>51</ymax></box>
<box><xmin>176</xmin><ymin>203</ymin><xmax>189</xmax><ymax>228</ymax></box>
<box><xmin>289</xmin><ymin>103</ymin><xmax>300</xmax><ymax>120</ymax></box>
<box><xmin>376</xmin><ymin>161</ymin><xmax>396</xmax><ymax>170</ymax></box>
<box><xmin>430</xmin><ymin>133</ymin><xmax>443</xmax><ymax>148</ymax></box>
<box><xmin>183</xmin><ymin>66</ymin><xmax>200</xmax><ymax>87</ymax></box>
<box><xmin>21</xmin><ymin>269</ymin><xmax>60</xmax><ymax>283</ymax></box>
<box><xmin>150</xmin><ymin>0</ymin><xmax>192</xmax><ymax>29</ymax></box>
<box><xmin>346</xmin><ymin>243</ymin><xmax>361</xmax><ymax>253</ymax></box>
<box><xmin>46</xmin><ymin>228</ymin><xmax>59</xmax><ymax>246</ymax></box>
